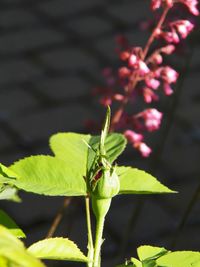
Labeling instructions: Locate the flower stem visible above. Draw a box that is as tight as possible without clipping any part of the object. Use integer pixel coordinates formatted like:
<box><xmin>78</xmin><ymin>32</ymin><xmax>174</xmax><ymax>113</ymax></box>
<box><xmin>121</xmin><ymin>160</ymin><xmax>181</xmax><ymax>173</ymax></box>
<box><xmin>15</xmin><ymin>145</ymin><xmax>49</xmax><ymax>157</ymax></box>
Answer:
<box><xmin>93</xmin><ymin>216</ymin><xmax>105</xmax><ymax>267</ymax></box>
<box><xmin>110</xmin><ymin>6</ymin><xmax>170</xmax><ymax>130</ymax></box>
<box><xmin>85</xmin><ymin>196</ymin><xmax>94</xmax><ymax>267</ymax></box>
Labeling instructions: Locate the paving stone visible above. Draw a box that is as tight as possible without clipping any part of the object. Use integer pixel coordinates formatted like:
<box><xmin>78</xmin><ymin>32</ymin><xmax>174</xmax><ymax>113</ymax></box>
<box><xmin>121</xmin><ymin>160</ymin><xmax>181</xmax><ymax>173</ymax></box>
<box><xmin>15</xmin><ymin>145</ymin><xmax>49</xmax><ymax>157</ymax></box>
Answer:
<box><xmin>0</xmin><ymin>89</ymin><xmax>38</xmax><ymax>116</ymax></box>
<box><xmin>40</xmin><ymin>47</ymin><xmax>98</xmax><ymax>72</ymax></box>
<box><xmin>95</xmin><ymin>34</ymin><xmax>119</xmax><ymax>62</ymax></box>
<box><xmin>0</xmin><ymin>27</ymin><xmax>65</xmax><ymax>55</ymax></box>
<box><xmin>67</xmin><ymin>15</ymin><xmax>113</xmax><ymax>38</ymax></box>
<box><xmin>35</xmin><ymin>75</ymin><xmax>91</xmax><ymax>99</ymax></box>
<box><xmin>106</xmin><ymin>0</ymin><xmax>150</xmax><ymax>25</ymax></box>
<box><xmin>161</xmin><ymin>124</ymin><xmax>200</xmax><ymax>176</ymax></box>
<box><xmin>0</xmin><ymin>8</ymin><xmax>40</xmax><ymax>29</ymax></box>
<box><xmin>0</xmin><ymin>129</ymin><xmax>14</xmax><ymax>149</ymax></box>
<box><xmin>39</xmin><ymin>0</ymin><xmax>101</xmax><ymax>18</ymax></box>
<box><xmin>10</xmin><ymin>105</ymin><xmax>91</xmax><ymax>141</ymax></box>
<box><xmin>0</xmin><ymin>59</ymin><xmax>44</xmax><ymax>85</ymax></box>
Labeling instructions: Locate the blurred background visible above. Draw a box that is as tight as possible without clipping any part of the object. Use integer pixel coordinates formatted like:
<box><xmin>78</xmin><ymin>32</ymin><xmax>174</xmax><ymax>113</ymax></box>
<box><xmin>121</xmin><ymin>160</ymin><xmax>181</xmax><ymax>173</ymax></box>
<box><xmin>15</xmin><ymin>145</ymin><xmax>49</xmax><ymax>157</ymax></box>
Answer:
<box><xmin>0</xmin><ymin>0</ymin><xmax>200</xmax><ymax>266</ymax></box>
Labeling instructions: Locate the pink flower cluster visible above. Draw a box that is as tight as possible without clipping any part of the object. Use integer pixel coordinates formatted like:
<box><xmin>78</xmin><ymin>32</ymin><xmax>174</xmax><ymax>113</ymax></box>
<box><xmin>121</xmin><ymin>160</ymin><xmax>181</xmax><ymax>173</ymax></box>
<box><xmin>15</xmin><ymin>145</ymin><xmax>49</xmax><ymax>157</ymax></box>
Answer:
<box><xmin>93</xmin><ymin>0</ymin><xmax>198</xmax><ymax>157</ymax></box>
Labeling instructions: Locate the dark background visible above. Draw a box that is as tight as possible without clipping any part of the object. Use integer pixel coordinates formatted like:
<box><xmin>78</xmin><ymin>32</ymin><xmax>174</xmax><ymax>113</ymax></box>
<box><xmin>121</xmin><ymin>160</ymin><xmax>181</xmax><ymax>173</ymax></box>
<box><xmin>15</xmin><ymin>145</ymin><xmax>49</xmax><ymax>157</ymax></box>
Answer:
<box><xmin>0</xmin><ymin>0</ymin><xmax>200</xmax><ymax>266</ymax></box>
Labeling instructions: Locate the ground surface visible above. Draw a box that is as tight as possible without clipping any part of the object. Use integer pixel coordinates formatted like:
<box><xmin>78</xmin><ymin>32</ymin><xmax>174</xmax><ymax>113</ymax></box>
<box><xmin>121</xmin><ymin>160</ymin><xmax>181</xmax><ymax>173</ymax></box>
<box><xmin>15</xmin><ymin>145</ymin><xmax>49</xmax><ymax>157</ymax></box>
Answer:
<box><xmin>0</xmin><ymin>0</ymin><xmax>200</xmax><ymax>266</ymax></box>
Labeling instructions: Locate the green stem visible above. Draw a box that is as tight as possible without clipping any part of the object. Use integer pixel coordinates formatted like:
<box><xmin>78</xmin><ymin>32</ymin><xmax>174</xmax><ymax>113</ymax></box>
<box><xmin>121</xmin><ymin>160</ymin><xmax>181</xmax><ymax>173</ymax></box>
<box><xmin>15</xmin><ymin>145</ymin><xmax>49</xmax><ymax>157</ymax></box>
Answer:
<box><xmin>93</xmin><ymin>216</ymin><xmax>105</xmax><ymax>267</ymax></box>
<box><xmin>85</xmin><ymin>197</ymin><xmax>94</xmax><ymax>267</ymax></box>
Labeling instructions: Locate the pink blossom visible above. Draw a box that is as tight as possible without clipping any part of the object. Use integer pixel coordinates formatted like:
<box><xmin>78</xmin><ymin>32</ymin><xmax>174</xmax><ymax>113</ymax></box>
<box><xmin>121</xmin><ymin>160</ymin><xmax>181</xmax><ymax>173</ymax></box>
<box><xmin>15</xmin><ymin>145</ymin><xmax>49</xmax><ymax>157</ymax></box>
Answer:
<box><xmin>124</xmin><ymin>130</ymin><xmax>143</xmax><ymax>143</ymax></box>
<box><xmin>138</xmin><ymin>60</ymin><xmax>150</xmax><ymax>75</ymax></box>
<box><xmin>166</xmin><ymin>0</ymin><xmax>174</xmax><ymax>7</ymax></box>
<box><xmin>161</xmin><ymin>45</ymin><xmax>175</xmax><ymax>54</ymax></box>
<box><xmin>157</xmin><ymin>66</ymin><xmax>179</xmax><ymax>83</ymax></box>
<box><xmin>143</xmin><ymin>87</ymin><xmax>159</xmax><ymax>103</ymax></box>
<box><xmin>145</xmin><ymin>77</ymin><xmax>160</xmax><ymax>89</ymax></box>
<box><xmin>172</xmin><ymin>20</ymin><xmax>194</xmax><ymax>39</ymax></box>
<box><xmin>149</xmin><ymin>53</ymin><xmax>163</xmax><ymax>64</ymax></box>
<box><xmin>118</xmin><ymin>67</ymin><xmax>131</xmax><ymax>78</ymax></box>
<box><xmin>129</xmin><ymin>54</ymin><xmax>137</xmax><ymax>66</ymax></box>
<box><xmin>151</xmin><ymin>0</ymin><xmax>162</xmax><ymax>10</ymax></box>
<box><xmin>120</xmin><ymin>51</ymin><xmax>130</xmax><ymax>61</ymax></box>
<box><xmin>137</xmin><ymin>142</ymin><xmax>152</xmax><ymax>157</ymax></box>
<box><xmin>160</xmin><ymin>30</ymin><xmax>180</xmax><ymax>43</ymax></box>
<box><xmin>163</xmin><ymin>83</ymin><xmax>174</xmax><ymax>95</ymax></box>
<box><xmin>113</xmin><ymin>94</ymin><xmax>125</xmax><ymax>101</ymax></box>
<box><xmin>180</xmin><ymin>0</ymin><xmax>199</xmax><ymax>15</ymax></box>
<box><xmin>142</xmin><ymin>108</ymin><xmax>163</xmax><ymax>131</ymax></box>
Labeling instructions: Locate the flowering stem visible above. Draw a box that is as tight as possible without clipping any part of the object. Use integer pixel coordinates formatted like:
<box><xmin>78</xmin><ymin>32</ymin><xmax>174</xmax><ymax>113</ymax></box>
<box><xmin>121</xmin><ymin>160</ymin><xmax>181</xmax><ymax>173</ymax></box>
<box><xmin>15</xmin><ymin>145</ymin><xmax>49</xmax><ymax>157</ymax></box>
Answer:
<box><xmin>86</xmin><ymin>196</ymin><xmax>94</xmax><ymax>267</ymax></box>
<box><xmin>93</xmin><ymin>216</ymin><xmax>105</xmax><ymax>267</ymax></box>
<box><xmin>110</xmin><ymin>6</ymin><xmax>170</xmax><ymax>130</ymax></box>
<box><xmin>143</xmin><ymin>6</ymin><xmax>170</xmax><ymax>58</ymax></box>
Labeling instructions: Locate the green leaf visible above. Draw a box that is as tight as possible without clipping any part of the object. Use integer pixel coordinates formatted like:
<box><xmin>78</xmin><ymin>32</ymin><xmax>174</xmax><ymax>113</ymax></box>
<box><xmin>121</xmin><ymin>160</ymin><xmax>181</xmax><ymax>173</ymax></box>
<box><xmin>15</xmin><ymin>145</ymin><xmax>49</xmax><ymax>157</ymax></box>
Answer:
<box><xmin>28</xmin><ymin>237</ymin><xmax>88</xmax><ymax>263</ymax></box>
<box><xmin>0</xmin><ymin>186</ymin><xmax>20</xmax><ymax>202</ymax></box>
<box><xmin>157</xmin><ymin>251</ymin><xmax>200</xmax><ymax>267</ymax></box>
<box><xmin>50</xmin><ymin>132</ymin><xmax>91</xmax><ymax>178</ymax></box>
<box><xmin>0</xmin><ymin>210</ymin><xmax>25</xmax><ymax>238</ymax></box>
<box><xmin>131</xmin><ymin>257</ymin><xmax>143</xmax><ymax>267</ymax></box>
<box><xmin>9</xmin><ymin>156</ymin><xmax>86</xmax><ymax>196</ymax></box>
<box><xmin>116</xmin><ymin>166</ymin><xmax>175</xmax><ymax>194</ymax></box>
<box><xmin>0</xmin><ymin>164</ymin><xmax>20</xmax><ymax>202</ymax></box>
<box><xmin>0</xmin><ymin>225</ymin><xmax>45</xmax><ymax>267</ymax></box>
<box><xmin>137</xmin><ymin>245</ymin><xmax>168</xmax><ymax>261</ymax></box>
<box><xmin>0</xmin><ymin>256</ymin><xmax>8</xmax><ymax>267</ymax></box>
<box><xmin>50</xmin><ymin>132</ymin><xmax>126</xmax><ymax>177</ymax></box>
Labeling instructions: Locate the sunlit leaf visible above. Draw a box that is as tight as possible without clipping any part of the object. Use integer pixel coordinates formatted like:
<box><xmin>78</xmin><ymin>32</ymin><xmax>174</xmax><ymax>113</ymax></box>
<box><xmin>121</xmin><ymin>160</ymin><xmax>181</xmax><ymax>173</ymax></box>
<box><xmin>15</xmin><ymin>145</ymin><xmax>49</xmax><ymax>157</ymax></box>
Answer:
<box><xmin>157</xmin><ymin>251</ymin><xmax>200</xmax><ymax>267</ymax></box>
<box><xmin>0</xmin><ymin>186</ymin><xmax>20</xmax><ymax>202</ymax></box>
<box><xmin>117</xmin><ymin>166</ymin><xmax>175</xmax><ymax>194</ymax></box>
<box><xmin>28</xmin><ymin>237</ymin><xmax>88</xmax><ymax>262</ymax></box>
<box><xmin>9</xmin><ymin>156</ymin><xmax>86</xmax><ymax>196</ymax></box>
<box><xmin>137</xmin><ymin>245</ymin><xmax>168</xmax><ymax>261</ymax></box>
<box><xmin>0</xmin><ymin>225</ymin><xmax>45</xmax><ymax>267</ymax></box>
<box><xmin>0</xmin><ymin>210</ymin><xmax>25</xmax><ymax>238</ymax></box>
<box><xmin>50</xmin><ymin>132</ymin><xmax>91</xmax><ymax>177</ymax></box>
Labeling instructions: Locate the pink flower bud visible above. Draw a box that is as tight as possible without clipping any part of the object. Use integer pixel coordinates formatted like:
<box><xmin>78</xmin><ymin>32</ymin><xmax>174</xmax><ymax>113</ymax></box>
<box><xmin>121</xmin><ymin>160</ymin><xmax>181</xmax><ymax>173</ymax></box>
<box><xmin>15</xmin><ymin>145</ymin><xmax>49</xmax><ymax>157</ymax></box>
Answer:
<box><xmin>142</xmin><ymin>108</ymin><xmax>163</xmax><ymax>131</ymax></box>
<box><xmin>150</xmin><ymin>53</ymin><xmax>163</xmax><ymax>64</ymax></box>
<box><xmin>163</xmin><ymin>83</ymin><xmax>174</xmax><ymax>95</ymax></box>
<box><xmin>129</xmin><ymin>54</ymin><xmax>137</xmax><ymax>66</ymax></box>
<box><xmin>113</xmin><ymin>94</ymin><xmax>125</xmax><ymax>101</ymax></box>
<box><xmin>161</xmin><ymin>45</ymin><xmax>175</xmax><ymax>54</ymax></box>
<box><xmin>181</xmin><ymin>0</ymin><xmax>199</xmax><ymax>16</ymax></box>
<box><xmin>137</xmin><ymin>142</ymin><xmax>152</xmax><ymax>157</ymax></box>
<box><xmin>124</xmin><ymin>130</ymin><xmax>143</xmax><ymax>143</ymax></box>
<box><xmin>173</xmin><ymin>20</ymin><xmax>194</xmax><ymax>39</ymax></box>
<box><xmin>118</xmin><ymin>67</ymin><xmax>131</xmax><ymax>78</ymax></box>
<box><xmin>151</xmin><ymin>0</ymin><xmax>162</xmax><ymax>10</ymax></box>
<box><xmin>143</xmin><ymin>88</ymin><xmax>159</xmax><ymax>103</ymax></box>
<box><xmin>145</xmin><ymin>78</ymin><xmax>160</xmax><ymax>89</ymax></box>
<box><xmin>161</xmin><ymin>66</ymin><xmax>179</xmax><ymax>84</ymax></box>
<box><xmin>166</xmin><ymin>0</ymin><xmax>174</xmax><ymax>7</ymax></box>
<box><xmin>120</xmin><ymin>51</ymin><xmax>130</xmax><ymax>61</ymax></box>
<box><xmin>138</xmin><ymin>60</ymin><xmax>150</xmax><ymax>75</ymax></box>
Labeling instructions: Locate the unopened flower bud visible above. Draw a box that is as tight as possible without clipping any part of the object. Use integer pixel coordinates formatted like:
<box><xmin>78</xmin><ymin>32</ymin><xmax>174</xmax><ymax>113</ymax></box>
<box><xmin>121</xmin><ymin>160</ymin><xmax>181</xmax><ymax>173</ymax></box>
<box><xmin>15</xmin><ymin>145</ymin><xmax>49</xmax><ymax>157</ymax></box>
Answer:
<box><xmin>93</xmin><ymin>167</ymin><xmax>120</xmax><ymax>200</ymax></box>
